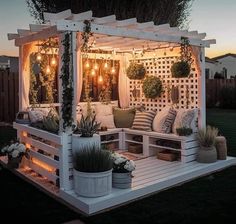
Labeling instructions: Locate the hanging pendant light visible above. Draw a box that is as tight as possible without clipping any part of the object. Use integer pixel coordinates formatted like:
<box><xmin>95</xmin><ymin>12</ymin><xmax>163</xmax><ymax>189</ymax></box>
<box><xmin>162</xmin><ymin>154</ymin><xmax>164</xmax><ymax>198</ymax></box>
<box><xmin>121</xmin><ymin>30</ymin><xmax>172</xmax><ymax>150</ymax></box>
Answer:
<box><xmin>46</xmin><ymin>65</ymin><xmax>51</xmax><ymax>74</ymax></box>
<box><xmin>93</xmin><ymin>54</ymin><xmax>99</xmax><ymax>70</ymax></box>
<box><xmin>51</xmin><ymin>56</ymin><xmax>57</xmax><ymax>66</ymax></box>
<box><xmin>91</xmin><ymin>69</ymin><xmax>96</xmax><ymax>76</ymax></box>
<box><xmin>98</xmin><ymin>75</ymin><xmax>103</xmax><ymax>82</ymax></box>
<box><xmin>36</xmin><ymin>41</ymin><xmax>42</xmax><ymax>62</ymax></box>
<box><xmin>85</xmin><ymin>60</ymin><xmax>90</xmax><ymax>68</ymax></box>
<box><xmin>36</xmin><ymin>52</ymin><xmax>42</xmax><ymax>61</ymax></box>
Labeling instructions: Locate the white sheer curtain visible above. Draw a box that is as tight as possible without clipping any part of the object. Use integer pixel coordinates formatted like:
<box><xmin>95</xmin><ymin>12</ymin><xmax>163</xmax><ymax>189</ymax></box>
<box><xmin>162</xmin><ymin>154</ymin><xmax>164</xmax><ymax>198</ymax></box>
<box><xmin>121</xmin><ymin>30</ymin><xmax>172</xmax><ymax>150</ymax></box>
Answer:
<box><xmin>118</xmin><ymin>54</ymin><xmax>130</xmax><ymax>108</ymax></box>
<box><xmin>21</xmin><ymin>43</ymin><xmax>35</xmax><ymax>110</ymax></box>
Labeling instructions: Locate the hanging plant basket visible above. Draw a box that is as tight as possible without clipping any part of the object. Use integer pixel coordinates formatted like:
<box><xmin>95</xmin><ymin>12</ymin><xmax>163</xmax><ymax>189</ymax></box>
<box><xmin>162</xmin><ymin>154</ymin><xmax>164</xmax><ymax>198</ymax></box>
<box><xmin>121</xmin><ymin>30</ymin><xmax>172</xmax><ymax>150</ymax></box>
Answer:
<box><xmin>142</xmin><ymin>76</ymin><xmax>163</xmax><ymax>99</ymax></box>
<box><xmin>171</xmin><ymin>61</ymin><xmax>191</xmax><ymax>78</ymax></box>
<box><xmin>171</xmin><ymin>37</ymin><xmax>192</xmax><ymax>78</ymax></box>
<box><xmin>126</xmin><ymin>62</ymin><xmax>146</xmax><ymax>80</ymax></box>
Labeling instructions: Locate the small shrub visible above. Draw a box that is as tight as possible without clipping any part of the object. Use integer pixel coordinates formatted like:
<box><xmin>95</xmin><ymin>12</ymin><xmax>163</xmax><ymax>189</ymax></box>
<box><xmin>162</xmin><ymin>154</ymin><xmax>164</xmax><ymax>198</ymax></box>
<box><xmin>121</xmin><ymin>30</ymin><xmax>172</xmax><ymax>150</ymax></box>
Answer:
<box><xmin>73</xmin><ymin>145</ymin><xmax>113</xmax><ymax>172</ymax></box>
<box><xmin>197</xmin><ymin>126</ymin><xmax>218</xmax><ymax>148</ymax></box>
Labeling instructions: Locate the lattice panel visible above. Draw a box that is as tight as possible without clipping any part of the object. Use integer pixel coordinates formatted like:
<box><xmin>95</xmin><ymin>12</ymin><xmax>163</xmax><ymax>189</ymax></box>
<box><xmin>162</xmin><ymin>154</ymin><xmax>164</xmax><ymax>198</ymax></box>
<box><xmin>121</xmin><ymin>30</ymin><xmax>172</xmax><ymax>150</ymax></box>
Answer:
<box><xmin>129</xmin><ymin>56</ymin><xmax>199</xmax><ymax>112</ymax></box>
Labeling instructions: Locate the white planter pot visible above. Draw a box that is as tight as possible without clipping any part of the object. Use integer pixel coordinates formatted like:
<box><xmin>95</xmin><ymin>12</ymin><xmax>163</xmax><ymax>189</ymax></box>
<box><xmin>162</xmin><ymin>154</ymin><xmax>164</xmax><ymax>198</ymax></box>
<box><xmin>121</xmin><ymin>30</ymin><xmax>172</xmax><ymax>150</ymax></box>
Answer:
<box><xmin>112</xmin><ymin>172</ymin><xmax>132</xmax><ymax>189</ymax></box>
<box><xmin>72</xmin><ymin>134</ymin><xmax>101</xmax><ymax>155</ymax></box>
<box><xmin>74</xmin><ymin>169</ymin><xmax>112</xmax><ymax>197</ymax></box>
<box><xmin>197</xmin><ymin>146</ymin><xmax>217</xmax><ymax>163</ymax></box>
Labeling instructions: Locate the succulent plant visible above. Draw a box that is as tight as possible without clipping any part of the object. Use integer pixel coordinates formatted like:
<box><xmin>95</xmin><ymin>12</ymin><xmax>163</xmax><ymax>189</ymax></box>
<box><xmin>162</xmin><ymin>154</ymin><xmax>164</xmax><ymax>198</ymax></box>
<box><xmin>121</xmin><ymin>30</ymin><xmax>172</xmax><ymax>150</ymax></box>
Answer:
<box><xmin>75</xmin><ymin>115</ymin><xmax>100</xmax><ymax>137</ymax></box>
<box><xmin>42</xmin><ymin>109</ymin><xmax>59</xmax><ymax>134</ymax></box>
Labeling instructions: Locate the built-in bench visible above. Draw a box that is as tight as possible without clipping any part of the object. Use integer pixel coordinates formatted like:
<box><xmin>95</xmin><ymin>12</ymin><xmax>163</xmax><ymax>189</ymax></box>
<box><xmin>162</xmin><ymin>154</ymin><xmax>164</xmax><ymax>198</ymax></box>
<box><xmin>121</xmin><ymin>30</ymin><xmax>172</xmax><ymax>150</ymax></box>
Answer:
<box><xmin>99</xmin><ymin>128</ymin><xmax>199</xmax><ymax>163</ymax></box>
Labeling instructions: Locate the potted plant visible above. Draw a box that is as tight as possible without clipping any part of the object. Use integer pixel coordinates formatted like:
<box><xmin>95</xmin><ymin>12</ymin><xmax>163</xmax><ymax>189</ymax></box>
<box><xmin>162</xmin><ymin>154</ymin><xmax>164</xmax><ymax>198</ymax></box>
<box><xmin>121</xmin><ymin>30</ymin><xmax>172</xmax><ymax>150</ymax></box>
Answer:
<box><xmin>197</xmin><ymin>125</ymin><xmax>218</xmax><ymax>163</ymax></box>
<box><xmin>72</xmin><ymin>114</ymin><xmax>101</xmax><ymax>153</ymax></box>
<box><xmin>111</xmin><ymin>152</ymin><xmax>136</xmax><ymax>189</ymax></box>
<box><xmin>126</xmin><ymin>62</ymin><xmax>146</xmax><ymax>80</ymax></box>
<box><xmin>171</xmin><ymin>37</ymin><xmax>192</xmax><ymax>78</ymax></box>
<box><xmin>73</xmin><ymin>145</ymin><xmax>113</xmax><ymax>197</ymax></box>
<box><xmin>176</xmin><ymin>127</ymin><xmax>193</xmax><ymax>136</ymax></box>
<box><xmin>1</xmin><ymin>142</ymin><xmax>27</xmax><ymax>169</ymax></box>
<box><xmin>142</xmin><ymin>75</ymin><xmax>163</xmax><ymax>99</ymax></box>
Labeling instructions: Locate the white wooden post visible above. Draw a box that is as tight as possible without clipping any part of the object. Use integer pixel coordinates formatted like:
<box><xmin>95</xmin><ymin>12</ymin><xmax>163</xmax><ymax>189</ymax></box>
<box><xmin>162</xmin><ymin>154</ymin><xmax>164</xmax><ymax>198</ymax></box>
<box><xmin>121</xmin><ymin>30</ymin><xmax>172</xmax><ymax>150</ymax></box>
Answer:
<box><xmin>58</xmin><ymin>32</ymin><xmax>75</xmax><ymax>191</ymax></box>
<box><xmin>18</xmin><ymin>45</ymin><xmax>23</xmax><ymax>111</ymax></box>
<box><xmin>198</xmin><ymin>47</ymin><xmax>206</xmax><ymax>128</ymax></box>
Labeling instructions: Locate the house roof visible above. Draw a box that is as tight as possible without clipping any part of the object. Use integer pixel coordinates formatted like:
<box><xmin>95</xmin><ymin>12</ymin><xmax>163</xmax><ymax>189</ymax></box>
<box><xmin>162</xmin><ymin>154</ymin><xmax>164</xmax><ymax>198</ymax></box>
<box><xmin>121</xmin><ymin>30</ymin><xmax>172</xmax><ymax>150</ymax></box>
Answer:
<box><xmin>205</xmin><ymin>57</ymin><xmax>217</xmax><ymax>64</ymax></box>
<box><xmin>212</xmin><ymin>53</ymin><xmax>236</xmax><ymax>60</ymax></box>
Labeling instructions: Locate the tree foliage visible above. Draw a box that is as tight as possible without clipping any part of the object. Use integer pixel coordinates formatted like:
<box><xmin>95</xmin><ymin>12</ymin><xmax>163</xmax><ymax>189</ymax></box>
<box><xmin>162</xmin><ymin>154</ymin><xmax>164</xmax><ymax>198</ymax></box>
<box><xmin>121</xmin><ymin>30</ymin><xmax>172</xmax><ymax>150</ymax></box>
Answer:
<box><xmin>26</xmin><ymin>0</ymin><xmax>193</xmax><ymax>27</ymax></box>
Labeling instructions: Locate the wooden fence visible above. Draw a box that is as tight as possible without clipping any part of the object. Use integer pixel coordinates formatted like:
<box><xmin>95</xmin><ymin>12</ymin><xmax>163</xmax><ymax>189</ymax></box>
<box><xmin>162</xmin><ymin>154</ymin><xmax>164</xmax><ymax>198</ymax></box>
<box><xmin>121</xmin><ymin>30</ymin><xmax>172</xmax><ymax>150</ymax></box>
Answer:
<box><xmin>0</xmin><ymin>70</ymin><xmax>19</xmax><ymax>123</ymax></box>
<box><xmin>206</xmin><ymin>79</ymin><xmax>236</xmax><ymax>107</ymax></box>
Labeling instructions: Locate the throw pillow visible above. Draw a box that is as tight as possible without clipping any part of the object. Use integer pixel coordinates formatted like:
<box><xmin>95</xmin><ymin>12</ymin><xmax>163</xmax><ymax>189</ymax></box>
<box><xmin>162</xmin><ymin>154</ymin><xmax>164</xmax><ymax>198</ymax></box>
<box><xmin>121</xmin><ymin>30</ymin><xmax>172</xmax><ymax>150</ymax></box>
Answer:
<box><xmin>113</xmin><ymin>107</ymin><xmax>136</xmax><ymax>128</ymax></box>
<box><xmin>161</xmin><ymin>108</ymin><xmax>177</xmax><ymax>133</ymax></box>
<box><xmin>96</xmin><ymin>115</ymin><xmax>116</xmax><ymax>129</ymax></box>
<box><xmin>29</xmin><ymin>110</ymin><xmax>44</xmax><ymax>123</ymax></box>
<box><xmin>152</xmin><ymin>106</ymin><xmax>170</xmax><ymax>132</ymax></box>
<box><xmin>95</xmin><ymin>104</ymin><xmax>113</xmax><ymax>116</ymax></box>
<box><xmin>132</xmin><ymin>110</ymin><xmax>156</xmax><ymax>131</ymax></box>
<box><xmin>172</xmin><ymin>108</ymin><xmax>196</xmax><ymax>134</ymax></box>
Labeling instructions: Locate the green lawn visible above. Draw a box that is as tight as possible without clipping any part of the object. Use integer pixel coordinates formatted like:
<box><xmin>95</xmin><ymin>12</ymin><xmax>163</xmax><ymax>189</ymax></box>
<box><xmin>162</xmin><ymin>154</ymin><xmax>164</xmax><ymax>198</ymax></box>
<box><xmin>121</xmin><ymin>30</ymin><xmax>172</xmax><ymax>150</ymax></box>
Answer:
<box><xmin>207</xmin><ymin>109</ymin><xmax>236</xmax><ymax>156</ymax></box>
<box><xmin>0</xmin><ymin>109</ymin><xmax>236</xmax><ymax>223</ymax></box>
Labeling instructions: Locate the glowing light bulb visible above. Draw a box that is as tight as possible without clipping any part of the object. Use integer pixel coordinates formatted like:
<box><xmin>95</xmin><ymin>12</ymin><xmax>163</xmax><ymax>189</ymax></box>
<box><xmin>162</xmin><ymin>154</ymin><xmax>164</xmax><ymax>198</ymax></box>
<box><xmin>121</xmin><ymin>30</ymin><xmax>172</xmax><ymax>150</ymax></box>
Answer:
<box><xmin>91</xmin><ymin>69</ymin><xmax>96</xmax><ymax>76</ymax></box>
<box><xmin>36</xmin><ymin>53</ymin><xmax>42</xmax><ymax>61</ymax></box>
<box><xmin>85</xmin><ymin>61</ymin><xmax>90</xmax><ymax>68</ymax></box>
<box><xmin>51</xmin><ymin>57</ymin><xmax>57</xmax><ymax>66</ymax></box>
<box><xmin>104</xmin><ymin>62</ymin><xmax>108</xmax><ymax>69</ymax></box>
<box><xmin>111</xmin><ymin>67</ymin><xmax>116</xmax><ymax>74</ymax></box>
<box><xmin>94</xmin><ymin>63</ymin><xmax>99</xmax><ymax>70</ymax></box>
<box><xmin>46</xmin><ymin>65</ymin><xmax>51</xmax><ymax>74</ymax></box>
<box><xmin>98</xmin><ymin>75</ymin><xmax>103</xmax><ymax>82</ymax></box>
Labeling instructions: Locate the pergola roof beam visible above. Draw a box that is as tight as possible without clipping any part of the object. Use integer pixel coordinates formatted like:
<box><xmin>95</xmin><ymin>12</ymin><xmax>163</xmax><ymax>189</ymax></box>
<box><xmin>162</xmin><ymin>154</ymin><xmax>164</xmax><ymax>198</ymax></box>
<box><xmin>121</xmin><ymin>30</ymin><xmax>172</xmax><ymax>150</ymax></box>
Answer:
<box><xmin>29</xmin><ymin>24</ymin><xmax>50</xmax><ymax>32</ymax></box>
<box><xmin>93</xmin><ymin>15</ymin><xmax>117</xmax><ymax>25</ymax></box>
<box><xmin>8</xmin><ymin>33</ymin><xmax>20</xmax><ymax>40</ymax></box>
<box><xmin>70</xmin><ymin>11</ymin><xmax>93</xmax><ymax>22</ymax></box>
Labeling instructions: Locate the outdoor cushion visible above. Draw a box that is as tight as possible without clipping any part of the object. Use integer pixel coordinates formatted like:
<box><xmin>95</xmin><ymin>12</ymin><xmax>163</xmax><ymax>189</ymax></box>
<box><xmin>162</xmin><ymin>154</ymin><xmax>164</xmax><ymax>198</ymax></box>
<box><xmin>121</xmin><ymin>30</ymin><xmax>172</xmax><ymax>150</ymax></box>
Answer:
<box><xmin>95</xmin><ymin>104</ymin><xmax>113</xmax><ymax>116</ymax></box>
<box><xmin>161</xmin><ymin>108</ymin><xmax>177</xmax><ymax>133</ymax></box>
<box><xmin>96</xmin><ymin>114</ymin><xmax>116</xmax><ymax>129</ymax></box>
<box><xmin>113</xmin><ymin>107</ymin><xmax>136</xmax><ymax>128</ymax></box>
<box><xmin>152</xmin><ymin>106</ymin><xmax>170</xmax><ymax>132</ymax></box>
<box><xmin>172</xmin><ymin>108</ymin><xmax>197</xmax><ymax>134</ymax></box>
<box><xmin>132</xmin><ymin>110</ymin><xmax>156</xmax><ymax>131</ymax></box>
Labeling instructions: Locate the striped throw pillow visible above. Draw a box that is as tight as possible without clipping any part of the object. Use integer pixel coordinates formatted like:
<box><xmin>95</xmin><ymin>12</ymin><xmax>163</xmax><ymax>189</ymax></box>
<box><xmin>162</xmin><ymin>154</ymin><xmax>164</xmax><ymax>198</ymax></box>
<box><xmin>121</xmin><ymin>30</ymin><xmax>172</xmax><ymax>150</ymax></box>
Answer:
<box><xmin>161</xmin><ymin>108</ymin><xmax>177</xmax><ymax>133</ymax></box>
<box><xmin>132</xmin><ymin>110</ymin><xmax>156</xmax><ymax>131</ymax></box>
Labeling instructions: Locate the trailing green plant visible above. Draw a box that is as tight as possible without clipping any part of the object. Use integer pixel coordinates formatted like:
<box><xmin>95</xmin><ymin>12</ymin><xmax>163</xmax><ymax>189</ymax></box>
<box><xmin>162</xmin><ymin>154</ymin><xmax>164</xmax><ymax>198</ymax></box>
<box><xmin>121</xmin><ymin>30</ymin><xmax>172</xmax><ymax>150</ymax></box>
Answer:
<box><xmin>176</xmin><ymin>127</ymin><xmax>193</xmax><ymax>136</ymax></box>
<box><xmin>171</xmin><ymin>37</ymin><xmax>192</xmax><ymax>78</ymax></box>
<box><xmin>60</xmin><ymin>32</ymin><xmax>74</xmax><ymax>130</ymax></box>
<box><xmin>74</xmin><ymin>115</ymin><xmax>100</xmax><ymax>137</ymax></box>
<box><xmin>81</xmin><ymin>20</ymin><xmax>93</xmax><ymax>53</ymax></box>
<box><xmin>126</xmin><ymin>62</ymin><xmax>146</xmax><ymax>80</ymax></box>
<box><xmin>142</xmin><ymin>75</ymin><xmax>164</xmax><ymax>99</ymax></box>
<box><xmin>73</xmin><ymin>145</ymin><xmax>113</xmax><ymax>172</ymax></box>
<box><xmin>42</xmin><ymin>109</ymin><xmax>59</xmax><ymax>134</ymax></box>
<box><xmin>197</xmin><ymin>126</ymin><xmax>218</xmax><ymax>148</ymax></box>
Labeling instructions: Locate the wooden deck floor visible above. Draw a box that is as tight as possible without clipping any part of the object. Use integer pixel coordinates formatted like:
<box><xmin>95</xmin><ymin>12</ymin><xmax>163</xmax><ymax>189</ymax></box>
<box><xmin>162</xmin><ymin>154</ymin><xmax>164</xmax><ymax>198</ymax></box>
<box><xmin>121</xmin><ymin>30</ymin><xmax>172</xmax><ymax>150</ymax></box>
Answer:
<box><xmin>1</xmin><ymin>156</ymin><xmax>236</xmax><ymax>215</ymax></box>
<box><xmin>60</xmin><ymin>156</ymin><xmax>236</xmax><ymax>215</ymax></box>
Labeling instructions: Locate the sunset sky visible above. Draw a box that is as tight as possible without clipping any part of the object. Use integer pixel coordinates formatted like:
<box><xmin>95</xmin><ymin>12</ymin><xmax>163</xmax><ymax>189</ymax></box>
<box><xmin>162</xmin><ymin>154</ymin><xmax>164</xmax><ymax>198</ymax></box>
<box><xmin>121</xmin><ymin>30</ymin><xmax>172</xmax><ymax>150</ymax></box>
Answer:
<box><xmin>0</xmin><ymin>0</ymin><xmax>236</xmax><ymax>58</ymax></box>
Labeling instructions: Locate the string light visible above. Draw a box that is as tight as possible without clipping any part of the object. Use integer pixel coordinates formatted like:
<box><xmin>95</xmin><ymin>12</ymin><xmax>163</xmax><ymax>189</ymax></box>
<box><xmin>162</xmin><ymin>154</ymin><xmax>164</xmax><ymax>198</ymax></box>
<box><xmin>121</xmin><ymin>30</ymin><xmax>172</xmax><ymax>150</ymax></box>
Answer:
<box><xmin>111</xmin><ymin>66</ymin><xmax>116</xmax><ymax>74</ymax></box>
<box><xmin>104</xmin><ymin>61</ymin><xmax>108</xmax><ymax>69</ymax></box>
<box><xmin>94</xmin><ymin>63</ymin><xmax>99</xmax><ymax>70</ymax></box>
<box><xmin>91</xmin><ymin>69</ymin><xmax>96</xmax><ymax>76</ymax></box>
<box><xmin>98</xmin><ymin>75</ymin><xmax>103</xmax><ymax>82</ymax></box>
<box><xmin>36</xmin><ymin>52</ymin><xmax>42</xmax><ymax>61</ymax></box>
<box><xmin>46</xmin><ymin>65</ymin><xmax>51</xmax><ymax>74</ymax></box>
<box><xmin>85</xmin><ymin>60</ymin><xmax>90</xmax><ymax>68</ymax></box>
<box><xmin>51</xmin><ymin>57</ymin><xmax>57</xmax><ymax>66</ymax></box>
